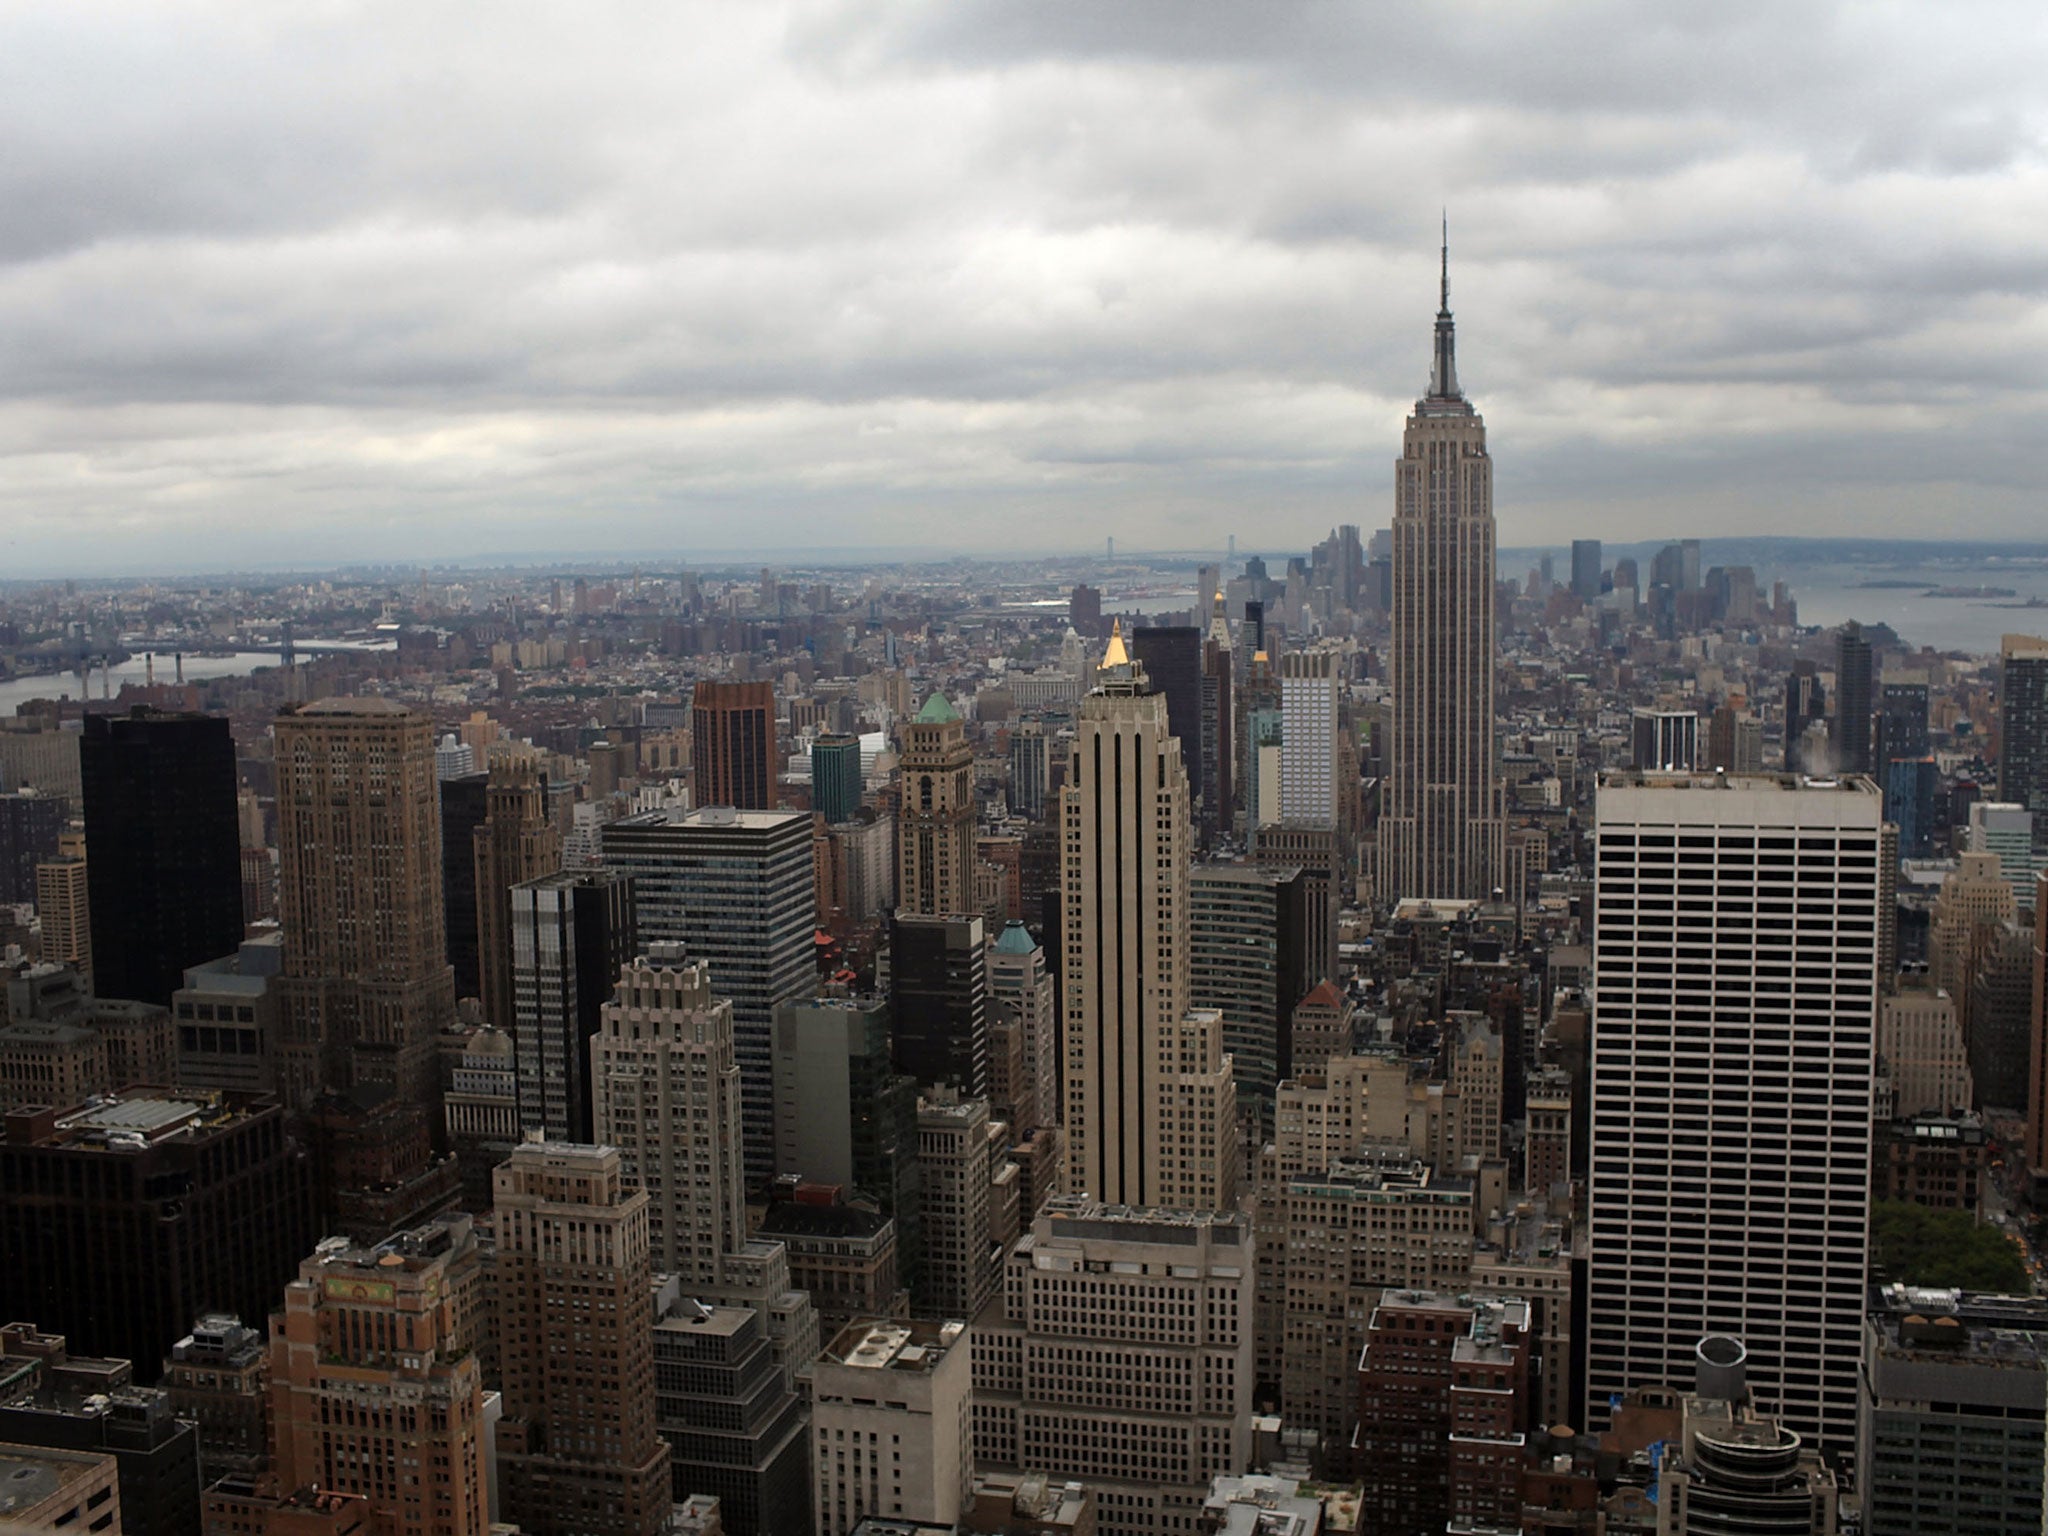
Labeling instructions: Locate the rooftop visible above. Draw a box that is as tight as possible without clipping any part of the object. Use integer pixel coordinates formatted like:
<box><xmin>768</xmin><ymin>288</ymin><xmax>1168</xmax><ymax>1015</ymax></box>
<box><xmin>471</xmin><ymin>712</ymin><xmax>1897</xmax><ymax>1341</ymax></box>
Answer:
<box><xmin>823</xmin><ymin>1317</ymin><xmax>965</xmax><ymax>1372</ymax></box>
<box><xmin>289</xmin><ymin>696</ymin><xmax>414</xmax><ymax>716</ymax></box>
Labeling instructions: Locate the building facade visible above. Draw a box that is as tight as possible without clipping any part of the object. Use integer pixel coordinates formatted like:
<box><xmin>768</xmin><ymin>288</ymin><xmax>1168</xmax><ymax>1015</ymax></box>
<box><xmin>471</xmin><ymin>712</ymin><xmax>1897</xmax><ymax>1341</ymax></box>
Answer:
<box><xmin>897</xmin><ymin>694</ymin><xmax>977</xmax><ymax>919</ymax></box>
<box><xmin>971</xmin><ymin>1201</ymin><xmax>1252</xmax><ymax>1536</ymax></box>
<box><xmin>592</xmin><ymin>949</ymin><xmax>747</xmax><ymax>1289</ymax></box>
<box><xmin>602</xmin><ymin>807</ymin><xmax>815</xmax><ymax>1184</ymax></box>
<box><xmin>81</xmin><ymin>709</ymin><xmax>244</xmax><ymax>1009</ymax></box>
<box><xmin>1060</xmin><ymin>627</ymin><xmax>1239</xmax><ymax>1211</ymax></box>
<box><xmin>1586</xmin><ymin>773</ymin><xmax>1881</xmax><ymax>1464</ymax></box>
<box><xmin>1375</xmin><ymin>245</ymin><xmax>1504</xmax><ymax>905</ymax></box>
<box><xmin>493</xmin><ymin>1143</ymin><xmax>672</xmax><ymax>1536</ymax></box>
<box><xmin>510</xmin><ymin>868</ymin><xmax>636</xmax><ymax>1143</ymax></box>
<box><xmin>273</xmin><ymin>699</ymin><xmax>455</xmax><ymax>1110</ymax></box>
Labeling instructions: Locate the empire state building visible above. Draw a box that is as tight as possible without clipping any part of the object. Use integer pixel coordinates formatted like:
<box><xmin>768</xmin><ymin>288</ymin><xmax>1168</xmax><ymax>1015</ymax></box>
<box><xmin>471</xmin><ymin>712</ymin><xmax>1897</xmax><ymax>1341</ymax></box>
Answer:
<box><xmin>1374</xmin><ymin>236</ymin><xmax>1505</xmax><ymax>904</ymax></box>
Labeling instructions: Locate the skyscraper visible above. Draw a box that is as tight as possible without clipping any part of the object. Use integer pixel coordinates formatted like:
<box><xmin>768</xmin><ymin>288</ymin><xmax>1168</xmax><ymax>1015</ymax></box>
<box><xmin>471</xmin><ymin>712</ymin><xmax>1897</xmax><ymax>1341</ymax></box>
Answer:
<box><xmin>1060</xmin><ymin>624</ymin><xmax>1239</xmax><ymax>1210</ymax></box>
<box><xmin>811</xmin><ymin>733</ymin><xmax>864</xmax><ymax>825</ymax></box>
<box><xmin>271</xmin><ymin>1219</ymin><xmax>488</xmax><ymax>1536</ymax></box>
<box><xmin>1834</xmin><ymin>621</ymin><xmax>1875</xmax><ymax>775</ymax></box>
<box><xmin>1570</xmin><ymin>539</ymin><xmax>1602</xmax><ymax>601</ymax></box>
<box><xmin>1007</xmin><ymin>719</ymin><xmax>1050</xmax><ymax>822</ymax></box>
<box><xmin>1278</xmin><ymin>649</ymin><xmax>1341</xmax><ymax>829</ymax></box>
<box><xmin>1785</xmin><ymin>663</ymin><xmax>1828</xmax><ymax>774</ymax></box>
<box><xmin>81</xmin><ymin>709</ymin><xmax>243</xmax><ymax>1008</ymax></box>
<box><xmin>1189</xmin><ymin>863</ymin><xmax>1312</xmax><ymax>1137</ymax></box>
<box><xmin>1130</xmin><ymin>625</ymin><xmax>1205</xmax><ymax>806</ymax></box>
<box><xmin>493</xmin><ymin>1143</ymin><xmax>671</xmax><ymax>1536</ymax></box>
<box><xmin>34</xmin><ymin>853</ymin><xmax>92</xmax><ymax>986</ymax></box>
<box><xmin>986</xmin><ymin>920</ymin><xmax>1057</xmax><ymax>1143</ymax></box>
<box><xmin>2001</xmin><ymin>634</ymin><xmax>2048</xmax><ymax>846</ymax></box>
<box><xmin>1376</xmin><ymin>237</ymin><xmax>1504</xmax><ymax>904</ymax></box>
<box><xmin>897</xmin><ymin>693</ymin><xmax>976</xmax><ymax>917</ymax></box>
<box><xmin>602</xmin><ymin>807</ymin><xmax>817</xmax><ymax>1184</ymax></box>
<box><xmin>1877</xmin><ymin>682</ymin><xmax>1931</xmax><ymax>764</ymax></box>
<box><xmin>439</xmin><ymin>770</ymin><xmax>490</xmax><ymax>1001</ymax></box>
<box><xmin>1586</xmin><ymin>772</ymin><xmax>1880</xmax><ymax>1464</ymax></box>
<box><xmin>274</xmin><ymin>698</ymin><xmax>455</xmax><ymax>1110</ymax></box>
<box><xmin>889</xmin><ymin>912</ymin><xmax>989</xmax><ymax>1098</ymax></box>
<box><xmin>692</xmin><ymin>680</ymin><xmax>776</xmax><ymax>811</ymax></box>
<box><xmin>591</xmin><ymin>947</ymin><xmax>747</xmax><ymax>1289</ymax></box>
<box><xmin>0</xmin><ymin>1090</ymin><xmax>313</xmax><ymax>1382</ymax></box>
<box><xmin>510</xmin><ymin>868</ymin><xmax>637</xmax><ymax>1143</ymax></box>
<box><xmin>0</xmin><ymin>788</ymin><xmax>64</xmax><ymax>905</ymax></box>
<box><xmin>475</xmin><ymin>757</ymin><xmax>561</xmax><ymax>1033</ymax></box>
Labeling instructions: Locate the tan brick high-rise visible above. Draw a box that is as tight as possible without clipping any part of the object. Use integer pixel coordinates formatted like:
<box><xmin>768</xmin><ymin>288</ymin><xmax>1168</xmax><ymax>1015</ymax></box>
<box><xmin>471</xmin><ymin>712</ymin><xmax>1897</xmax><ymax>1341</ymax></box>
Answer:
<box><xmin>898</xmin><ymin>692</ymin><xmax>976</xmax><ymax>917</ymax></box>
<box><xmin>493</xmin><ymin>1142</ymin><xmax>671</xmax><ymax>1536</ymax></box>
<box><xmin>271</xmin><ymin>1218</ymin><xmax>489</xmax><ymax>1536</ymax></box>
<box><xmin>274</xmin><ymin>698</ymin><xmax>455</xmax><ymax>1109</ymax></box>
<box><xmin>474</xmin><ymin>755</ymin><xmax>561</xmax><ymax>1032</ymax></box>
<box><xmin>1375</xmin><ymin>234</ymin><xmax>1505</xmax><ymax>905</ymax></box>
<box><xmin>1060</xmin><ymin>625</ymin><xmax>1238</xmax><ymax>1210</ymax></box>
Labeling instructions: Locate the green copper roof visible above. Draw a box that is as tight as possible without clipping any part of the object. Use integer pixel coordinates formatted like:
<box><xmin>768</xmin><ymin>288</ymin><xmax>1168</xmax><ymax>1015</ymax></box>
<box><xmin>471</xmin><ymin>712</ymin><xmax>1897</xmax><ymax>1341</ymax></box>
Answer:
<box><xmin>992</xmin><ymin>920</ymin><xmax>1037</xmax><ymax>955</ymax></box>
<box><xmin>915</xmin><ymin>691</ymin><xmax>960</xmax><ymax>724</ymax></box>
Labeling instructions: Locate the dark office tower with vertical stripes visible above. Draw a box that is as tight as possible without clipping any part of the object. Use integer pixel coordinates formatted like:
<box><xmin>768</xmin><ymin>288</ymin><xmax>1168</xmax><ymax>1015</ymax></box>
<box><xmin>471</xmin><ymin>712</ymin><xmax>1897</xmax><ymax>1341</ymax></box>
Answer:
<box><xmin>692</xmin><ymin>680</ymin><xmax>776</xmax><ymax>810</ymax></box>
<box><xmin>1834</xmin><ymin>621</ymin><xmax>1874</xmax><ymax>774</ymax></box>
<box><xmin>82</xmin><ymin>708</ymin><xmax>243</xmax><ymax>1007</ymax></box>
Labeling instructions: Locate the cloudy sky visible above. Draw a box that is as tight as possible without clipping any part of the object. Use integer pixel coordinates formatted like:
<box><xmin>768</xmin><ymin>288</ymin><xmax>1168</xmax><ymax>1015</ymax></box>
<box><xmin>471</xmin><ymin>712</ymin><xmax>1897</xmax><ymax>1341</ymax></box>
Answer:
<box><xmin>3</xmin><ymin>0</ymin><xmax>2046</xmax><ymax>576</ymax></box>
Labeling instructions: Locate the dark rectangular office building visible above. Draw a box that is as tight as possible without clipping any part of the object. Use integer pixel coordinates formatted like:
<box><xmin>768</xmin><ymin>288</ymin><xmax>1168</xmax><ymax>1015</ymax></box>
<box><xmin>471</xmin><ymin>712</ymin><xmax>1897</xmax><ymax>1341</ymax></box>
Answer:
<box><xmin>888</xmin><ymin>912</ymin><xmax>988</xmax><ymax>1099</ymax></box>
<box><xmin>440</xmin><ymin>769</ymin><xmax>491</xmax><ymax>1001</ymax></box>
<box><xmin>0</xmin><ymin>1091</ymin><xmax>313</xmax><ymax>1386</ymax></box>
<box><xmin>1131</xmin><ymin>625</ymin><xmax>1205</xmax><ymax>801</ymax></box>
<box><xmin>82</xmin><ymin>710</ymin><xmax>244</xmax><ymax>1008</ymax></box>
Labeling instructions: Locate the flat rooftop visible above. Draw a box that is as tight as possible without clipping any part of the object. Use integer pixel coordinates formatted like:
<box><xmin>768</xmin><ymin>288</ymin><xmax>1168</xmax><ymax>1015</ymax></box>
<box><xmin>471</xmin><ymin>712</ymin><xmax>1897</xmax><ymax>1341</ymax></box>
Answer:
<box><xmin>824</xmin><ymin>1317</ymin><xmax>964</xmax><ymax>1371</ymax></box>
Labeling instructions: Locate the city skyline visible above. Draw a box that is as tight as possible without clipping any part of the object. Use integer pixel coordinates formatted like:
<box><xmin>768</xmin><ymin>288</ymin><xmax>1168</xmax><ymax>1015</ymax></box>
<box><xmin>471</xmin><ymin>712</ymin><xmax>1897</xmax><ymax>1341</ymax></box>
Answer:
<box><xmin>6</xmin><ymin>3</ymin><xmax>2048</xmax><ymax>575</ymax></box>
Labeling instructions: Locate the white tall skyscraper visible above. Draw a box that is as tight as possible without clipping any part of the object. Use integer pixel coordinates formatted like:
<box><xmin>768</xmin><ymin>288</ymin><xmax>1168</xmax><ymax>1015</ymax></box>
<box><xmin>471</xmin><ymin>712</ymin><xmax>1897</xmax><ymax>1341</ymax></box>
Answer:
<box><xmin>1060</xmin><ymin>623</ymin><xmax>1239</xmax><ymax>1211</ymax></box>
<box><xmin>1278</xmin><ymin>648</ymin><xmax>1341</xmax><ymax>828</ymax></box>
<box><xmin>590</xmin><ymin>945</ymin><xmax>746</xmax><ymax>1290</ymax></box>
<box><xmin>1586</xmin><ymin>772</ymin><xmax>1881</xmax><ymax>1465</ymax></box>
<box><xmin>1375</xmin><ymin>234</ymin><xmax>1504</xmax><ymax>904</ymax></box>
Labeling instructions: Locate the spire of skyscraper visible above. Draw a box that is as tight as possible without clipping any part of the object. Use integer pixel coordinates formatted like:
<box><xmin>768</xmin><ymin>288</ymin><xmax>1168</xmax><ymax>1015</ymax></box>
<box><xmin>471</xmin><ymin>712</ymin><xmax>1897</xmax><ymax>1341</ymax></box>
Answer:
<box><xmin>1429</xmin><ymin>213</ymin><xmax>1461</xmax><ymax>402</ymax></box>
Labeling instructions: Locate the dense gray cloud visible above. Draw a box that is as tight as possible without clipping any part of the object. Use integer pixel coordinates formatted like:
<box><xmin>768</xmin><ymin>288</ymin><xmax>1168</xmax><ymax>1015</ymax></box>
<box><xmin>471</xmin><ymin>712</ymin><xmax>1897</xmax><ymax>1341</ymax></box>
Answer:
<box><xmin>2</xmin><ymin>0</ymin><xmax>2045</xmax><ymax>575</ymax></box>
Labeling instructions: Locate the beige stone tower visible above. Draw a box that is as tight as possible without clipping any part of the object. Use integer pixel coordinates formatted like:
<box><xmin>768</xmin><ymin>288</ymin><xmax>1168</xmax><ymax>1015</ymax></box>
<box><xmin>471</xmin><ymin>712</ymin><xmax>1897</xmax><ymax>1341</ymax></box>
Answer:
<box><xmin>898</xmin><ymin>692</ymin><xmax>976</xmax><ymax>917</ymax></box>
<box><xmin>274</xmin><ymin>698</ymin><xmax>455</xmax><ymax>1108</ymax></box>
<box><xmin>474</xmin><ymin>754</ymin><xmax>561</xmax><ymax>1031</ymax></box>
<box><xmin>1060</xmin><ymin>624</ymin><xmax>1238</xmax><ymax>1210</ymax></box>
<box><xmin>1376</xmin><ymin>231</ymin><xmax>1505</xmax><ymax>905</ymax></box>
<box><xmin>590</xmin><ymin>946</ymin><xmax>746</xmax><ymax>1289</ymax></box>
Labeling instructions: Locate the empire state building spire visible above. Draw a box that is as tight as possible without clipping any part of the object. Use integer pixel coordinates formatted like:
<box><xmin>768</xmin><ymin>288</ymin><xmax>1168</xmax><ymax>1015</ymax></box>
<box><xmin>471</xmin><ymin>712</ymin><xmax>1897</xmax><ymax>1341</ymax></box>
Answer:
<box><xmin>1428</xmin><ymin>213</ymin><xmax>1461</xmax><ymax>402</ymax></box>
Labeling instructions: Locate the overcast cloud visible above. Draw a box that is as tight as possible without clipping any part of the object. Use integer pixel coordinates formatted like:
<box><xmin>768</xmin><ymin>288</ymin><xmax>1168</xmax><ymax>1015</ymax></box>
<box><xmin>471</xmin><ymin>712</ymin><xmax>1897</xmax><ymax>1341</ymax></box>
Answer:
<box><xmin>2</xmin><ymin>0</ymin><xmax>2046</xmax><ymax>575</ymax></box>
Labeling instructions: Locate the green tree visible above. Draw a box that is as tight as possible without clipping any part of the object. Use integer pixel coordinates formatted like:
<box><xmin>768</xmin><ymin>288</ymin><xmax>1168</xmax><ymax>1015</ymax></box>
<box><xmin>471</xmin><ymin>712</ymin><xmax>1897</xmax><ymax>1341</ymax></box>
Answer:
<box><xmin>1871</xmin><ymin>1201</ymin><xmax>2029</xmax><ymax>1293</ymax></box>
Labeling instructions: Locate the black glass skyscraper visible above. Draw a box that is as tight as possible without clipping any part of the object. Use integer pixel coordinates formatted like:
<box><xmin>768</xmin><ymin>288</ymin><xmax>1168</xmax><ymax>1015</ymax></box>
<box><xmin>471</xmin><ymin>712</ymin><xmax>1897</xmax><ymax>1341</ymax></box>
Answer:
<box><xmin>82</xmin><ymin>708</ymin><xmax>244</xmax><ymax>1006</ymax></box>
<box><xmin>1833</xmin><ymin>621</ymin><xmax>1874</xmax><ymax>774</ymax></box>
<box><xmin>1131</xmin><ymin>624</ymin><xmax>1205</xmax><ymax>802</ymax></box>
